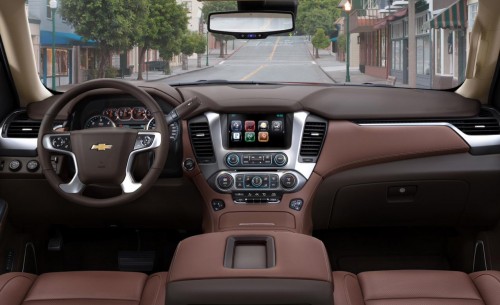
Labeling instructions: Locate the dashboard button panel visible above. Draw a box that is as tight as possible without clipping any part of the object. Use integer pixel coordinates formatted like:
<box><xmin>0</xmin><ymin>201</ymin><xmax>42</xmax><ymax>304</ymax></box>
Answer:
<box><xmin>225</xmin><ymin>152</ymin><xmax>288</xmax><ymax>167</ymax></box>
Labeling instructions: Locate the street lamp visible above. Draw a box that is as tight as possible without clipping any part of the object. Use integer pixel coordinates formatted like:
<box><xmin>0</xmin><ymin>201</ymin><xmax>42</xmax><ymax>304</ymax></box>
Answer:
<box><xmin>206</xmin><ymin>24</ymin><xmax>209</xmax><ymax>67</ymax></box>
<box><xmin>344</xmin><ymin>0</ymin><xmax>351</xmax><ymax>82</ymax></box>
<box><xmin>49</xmin><ymin>0</ymin><xmax>57</xmax><ymax>90</ymax></box>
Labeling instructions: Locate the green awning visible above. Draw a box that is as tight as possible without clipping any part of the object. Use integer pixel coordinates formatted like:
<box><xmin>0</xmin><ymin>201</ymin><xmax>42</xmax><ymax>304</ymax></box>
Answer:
<box><xmin>430</xmin><ymin>0</ymin><xmax>467</xmax><ymax>29</ymax></box>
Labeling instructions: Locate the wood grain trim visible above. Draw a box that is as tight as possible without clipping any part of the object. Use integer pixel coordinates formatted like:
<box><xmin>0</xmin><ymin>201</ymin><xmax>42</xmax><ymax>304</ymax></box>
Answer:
<box><xmin>314</xmin><ymin>121</ymin><xmax>470</xmax><ymax>178</ymax></box>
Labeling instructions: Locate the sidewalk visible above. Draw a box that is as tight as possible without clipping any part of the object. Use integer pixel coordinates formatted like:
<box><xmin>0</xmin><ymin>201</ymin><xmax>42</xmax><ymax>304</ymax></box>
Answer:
<box><xmin>306</xmin><ymin>41</ymin><xmax>388</xmax><ymax>85</ymax></box>
<box><xmin>123</xmin><ymin>40</ymin><xmax>248</xmax><ymax>82</ymax></box>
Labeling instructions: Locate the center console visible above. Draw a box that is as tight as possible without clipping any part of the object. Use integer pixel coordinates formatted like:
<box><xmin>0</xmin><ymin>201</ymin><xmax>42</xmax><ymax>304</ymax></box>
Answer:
<box><xmin>184</xmin><ymin>111</ymin><xmax>327</xmax><ymax>233</ymax></box>
<box><xmin>166</xmin><ymin>231</ymin><xmax>333</xmax><ymax>305</ymax></box>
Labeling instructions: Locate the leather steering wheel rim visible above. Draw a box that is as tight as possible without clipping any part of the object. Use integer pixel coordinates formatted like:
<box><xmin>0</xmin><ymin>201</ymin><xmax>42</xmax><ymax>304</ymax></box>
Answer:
<box><xmin>37</xmin><ymin>79</ymin><xmax>169</xmax><ymax>207</ymax></box>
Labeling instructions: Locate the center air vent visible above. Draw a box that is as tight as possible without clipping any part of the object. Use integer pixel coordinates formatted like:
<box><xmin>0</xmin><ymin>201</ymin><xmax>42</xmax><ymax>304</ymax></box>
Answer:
<box><xmin>4</xmin><ymin>113</ymin><xmax>41</xmax><ymax>138</ymax></box>
<box><xmin>189</xmin><ymin>121</ymin><xmax>215</xmax><ymax>163</ymax></box>
<box><xmin>448</xmin><ymin>110</ymin><xmax>500</xmax><ymax>135</ymax></box>
<box><xmin>300</xmin><ymin>121</ymin><xmax>327</xmax><ymax>161</ymax></box>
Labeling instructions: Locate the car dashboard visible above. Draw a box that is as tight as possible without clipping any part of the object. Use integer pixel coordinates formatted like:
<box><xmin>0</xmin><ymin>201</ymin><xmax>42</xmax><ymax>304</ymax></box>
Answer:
<box><xmin>1</xmin><ymin>83</ymin><xmax>500</xmax><ymax>232</ymax></box>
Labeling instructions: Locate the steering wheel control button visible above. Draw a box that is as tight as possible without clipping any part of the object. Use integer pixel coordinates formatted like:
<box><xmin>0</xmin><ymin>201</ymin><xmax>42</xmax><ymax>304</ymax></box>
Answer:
<box><xmin>274</xmin><ymin>153</ymin><xmax>288</xmax><ymax>166</ymax></box>
<box><xmin>211</xmin><ymin>199</ymin><xmax>225</xmax><ymax>211</ymax></box>
<box><xmin>280</xmin><ymin>173</ymin><xmax>297</xmax><ymax>189</ymax></box>
<box><xmin>289</xmin><ymin>199</ymin><xmax>304</xmax><ymax>211</ymax></box>
<box><xmin>226</xmin><ymin>153</ymin><xmax>240</xmax><ymax>167</ymax></box>
<box><xmin>217</xmin><ymin>173</ymin><xmax>234</xmax><ymax>190</ymax></box>
<box><xmin>183</xmin><ymin>159</ymin><xmax>195</xmax><ymax>171</ymax></box>
<box><xmin>8</xmin><ymin>160</ymin><xmax>22</xmax><ymax>172</ymax></box>
<box><xmin>51</xmin><ymin>136</ymin><xmax>71</xmax><ymax>151</ymax></box>
<box><xmin>26</xmin><ymin>160</ymin><xmax>40</xmax><ymax>172</ymax></box>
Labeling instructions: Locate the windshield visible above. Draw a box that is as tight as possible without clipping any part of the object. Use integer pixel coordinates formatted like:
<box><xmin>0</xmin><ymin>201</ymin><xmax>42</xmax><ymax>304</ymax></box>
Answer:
<box><xmin>27</xmin><ymin>0</ymin><xmax>476</xmax><ymax>90</ymax></box>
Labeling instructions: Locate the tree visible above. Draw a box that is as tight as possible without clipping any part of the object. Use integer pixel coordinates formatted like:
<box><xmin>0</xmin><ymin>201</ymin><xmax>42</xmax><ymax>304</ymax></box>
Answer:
<box><xmin>60</xmin><ymin>0</ymin><xmax>148</xmax><ymax>78</ymax></box>
<box><xmin>180</xmin><ymin>32</ymin><xmax>196</xmax><ymax>70</ymax></box>
<box><xmin>136</xmin><ymin>0</ymin><xmax>188</xmax><ymax>80</ymax></box>
<box><xmin>296</xmin><ymin>0</ymin><xmax>342</xmax><ymax>37</ymax></box>
<box><xmin>311</xmin><ymin>28</ymin><xmax>331</xmax><ymax>58</ymax></box>
<box><xmin>192</xmin><ymin>33</ymin><xmax>207</xmax><ymax>68</ymax></box>
<box><xmin>201</xmin><ymin>1</ymin><xmax>237</xmax><ymax>58</ymax></box>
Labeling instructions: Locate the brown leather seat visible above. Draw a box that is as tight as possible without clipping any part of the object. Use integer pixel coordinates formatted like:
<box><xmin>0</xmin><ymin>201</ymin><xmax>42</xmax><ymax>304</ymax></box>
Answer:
<box><xmin>0</xmin><ymin>271</ymin><xmax>167</xmax><ymax>305</ymax></box>
<box><xmin>333</xmin><ymin>270</ymin><xmax>500</xmax><ymax>305</ymax></box>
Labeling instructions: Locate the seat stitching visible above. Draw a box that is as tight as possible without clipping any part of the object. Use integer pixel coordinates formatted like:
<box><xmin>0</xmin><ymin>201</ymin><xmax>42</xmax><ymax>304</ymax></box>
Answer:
<box><xmin>147</xmin><ymin>274</ymin><xmax>162</xmax><ymax>305</ymax></box>
<box><xmin>343</xmin><ymin>273</ymin><xmax>365</xmax><ymax>305</ymax></box>
<box><xmin>0</xmin><ymin>275</ymin><xmax>34</xmax><ymax>293</ymax></box>
<box><xmin>0</xmin><ymin>274</ymin><xmax>36</xmax><ymax>304</ymax></box>
<box><xmin>470</xmin><ymin>273</ymin><xmax>500</xmax><ymax>305</ymax></box>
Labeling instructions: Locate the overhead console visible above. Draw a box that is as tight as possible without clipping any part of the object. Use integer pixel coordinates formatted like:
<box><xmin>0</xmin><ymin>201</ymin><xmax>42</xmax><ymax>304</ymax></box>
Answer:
<box><xmin>187</xmin><ymin>111</ymin><xmax>327</xmax><ymax>205</ymax></box>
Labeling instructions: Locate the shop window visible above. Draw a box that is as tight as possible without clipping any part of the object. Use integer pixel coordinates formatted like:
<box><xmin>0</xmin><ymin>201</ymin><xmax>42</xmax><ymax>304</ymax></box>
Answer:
<box><xmin>468</xmin><ymin>3</ymin><xmax>478</xmax><ymax>29</ymax></box>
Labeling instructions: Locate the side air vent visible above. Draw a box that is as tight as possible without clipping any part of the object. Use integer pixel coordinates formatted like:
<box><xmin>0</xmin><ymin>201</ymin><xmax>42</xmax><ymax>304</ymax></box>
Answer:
<box><xmin>5</xmin><ymin>113</ymin><xmax>41</xmax><ymax>138</ymax></box>
<box><xmin>300</xmin><ymin>121</ymin><xmax>327</xmax><ymax>161</ymax></box>
<box><xmin>189</xmin><ymin>121</ymin><xmax>215</xmax><ymax>163</ymax></box>
<box><xmin>448</xmin><ymin>110</ymin><xmax>500</xmax><ymax>135</ymax></box>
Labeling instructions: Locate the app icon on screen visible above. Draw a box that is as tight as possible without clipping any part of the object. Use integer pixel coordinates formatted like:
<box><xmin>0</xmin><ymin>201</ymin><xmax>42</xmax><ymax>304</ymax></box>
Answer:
<box><xmin>258</xmin><ymin>121</ymin><xmax>269</xmax><ymax>131</ymax></box>
<box><xmin>271</xmin><ymin>120</ymin><xmax>282</xmax><ymax>131</ymax></box>
<box><xmin>231</xmin><ymin>120</ymin><xmax>242</xmax><ymax>132</ymax></box>
<box><xmin>258</xmin><ymin>132</ymin><xmax>269</xmax><ymax>142</ymax></box>
<box><xmin>244</xmin><ymin>121</ymin><xmax>255</xmax><ymax>132</ymax></box>
<box><xmin>245</xmin><ymin>132</ymin><xmax>255</xmax><ymax>142</ymax></box>
<box><xmin>232</xmin><ymin>132</ymin><xmax>241</xmax><ymax>141</ymax></box>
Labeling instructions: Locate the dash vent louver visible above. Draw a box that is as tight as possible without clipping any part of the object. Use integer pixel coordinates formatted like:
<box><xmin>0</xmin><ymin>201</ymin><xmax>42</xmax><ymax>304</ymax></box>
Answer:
<box><xmin>188</xmin><ymin>121</ymin><xmax>215</xmax><ymax>163</ymax></box>
<box><xmin>5</xmin><ymin>113</ymin><xmax>41</xmax><ymax>138</ymax></box>
<box><xmin>448</xmin><ymin>110</ymin><xmax>500</xmax><ymax>135</ymax></box>
<box><xmin>300</xmin><ymin>121</ymin><xmax>327</xmax><ymax>159</ymax></box>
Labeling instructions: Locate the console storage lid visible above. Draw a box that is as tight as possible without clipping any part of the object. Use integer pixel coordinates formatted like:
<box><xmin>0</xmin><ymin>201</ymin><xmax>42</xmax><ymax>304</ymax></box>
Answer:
<box><xmin>166</xmin><ymin>230</ymin><xmax>333</xmax><ymax>305</ymax></box>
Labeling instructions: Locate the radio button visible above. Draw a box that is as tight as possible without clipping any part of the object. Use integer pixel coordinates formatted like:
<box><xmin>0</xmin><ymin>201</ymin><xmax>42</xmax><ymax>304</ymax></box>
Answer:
<box><xmin>226</xmin><ymin>154</ymin><xmax>240</xmax><ymax>166</ymax></box>
<box><xmin>217</xmin><ymin>173</ymin><xmax>234</xmax><ymax>190</ymax></box>
<box><xmin>274</xmin><ymin>153</ymin><xmax>288</xmax><ymax>166</ymax></box>
<box><xmin>280</xmin><ymin>173</ymin><xmax>297</xmax><ymax>189</ymax></box>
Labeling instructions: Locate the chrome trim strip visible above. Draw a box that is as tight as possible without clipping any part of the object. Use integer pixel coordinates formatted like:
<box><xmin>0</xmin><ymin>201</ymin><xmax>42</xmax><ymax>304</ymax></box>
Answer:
<box><xmin>42</xmin><ymin>133</ymin><xmax>85</xmax><ymax>194</ymax></box>
<box><xmin>0</xmin><ymin>110</ymin><xmax>38</xmax><ymax>151</ymax></box>
<box><xmin>358</xmin><ymin>122</ymin><xmax>500</xmax><ymax>149</ymax></box>
<box><xmin>121</xmin><ymin>131</ymin><xmax>162</xmax><ymax>193</ymax></box>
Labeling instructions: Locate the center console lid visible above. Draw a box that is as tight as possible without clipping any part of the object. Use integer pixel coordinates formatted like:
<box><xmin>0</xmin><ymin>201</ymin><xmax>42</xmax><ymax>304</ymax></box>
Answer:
<box><xmin>166</xmin><ymin>231</ymin><xmax>333</xmax><ymax>305</ymax></box>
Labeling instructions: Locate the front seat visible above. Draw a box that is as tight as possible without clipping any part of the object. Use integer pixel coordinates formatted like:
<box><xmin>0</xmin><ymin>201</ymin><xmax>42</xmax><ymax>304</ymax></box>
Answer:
<box><xmin>0</xmin><ymin>271</ymin><xmax>167</xmax><ymax>305</ymax></box>
<box><xmin>333</xmin><ymin>270</ymin><xmax>500</xmax><ymax>305</ymax></box>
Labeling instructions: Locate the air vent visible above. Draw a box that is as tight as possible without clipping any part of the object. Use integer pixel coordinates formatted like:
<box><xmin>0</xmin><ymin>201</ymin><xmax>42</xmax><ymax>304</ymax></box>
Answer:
<box><xmin>448</xmin><ymin>111</ymin><xmax>500</xmax><ymax>135</ymax></box>
<box><xmin>300</xmin><ymin>121</ymin><xmax>327</xmax><ymax>159</ymax></box>
<box><xmin>5</xmin><ymin>113</ymin><xmax>41</xmax><ymax>138</ymax></box>
<box><xmin>189</xmin><ymin>122</ymin><xmax>215</xmax><ymax>163</ymax></box>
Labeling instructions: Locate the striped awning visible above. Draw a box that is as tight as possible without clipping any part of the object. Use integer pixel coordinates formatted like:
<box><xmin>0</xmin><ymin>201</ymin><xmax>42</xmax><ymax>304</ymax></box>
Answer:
<box><xmin>430</xmin><ymin>0</ymin><xmax>467</xmax><ymax>29</ymax></box>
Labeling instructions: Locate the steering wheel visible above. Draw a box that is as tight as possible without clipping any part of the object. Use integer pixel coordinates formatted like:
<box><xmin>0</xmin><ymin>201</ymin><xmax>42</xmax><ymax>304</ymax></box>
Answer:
<box><xmin>37</xmin><ymin>79</ymin><xmax>169</xmax><ymax>207</ymax></box>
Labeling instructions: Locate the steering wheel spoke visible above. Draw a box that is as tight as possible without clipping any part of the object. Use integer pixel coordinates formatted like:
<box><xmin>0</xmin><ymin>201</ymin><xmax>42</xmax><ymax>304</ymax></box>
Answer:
<box><xmin>59</xmin><ymin>174</ymin><xmax>86</xmax><ymax>194</ymax></box>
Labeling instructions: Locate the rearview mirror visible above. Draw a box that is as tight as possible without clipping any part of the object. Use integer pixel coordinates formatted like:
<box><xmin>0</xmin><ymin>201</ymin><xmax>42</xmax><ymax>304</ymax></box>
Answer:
<box><xmin>208</xmin><ymin>11</ymin><xmax>294</xmax><ymax>39</ymax></box>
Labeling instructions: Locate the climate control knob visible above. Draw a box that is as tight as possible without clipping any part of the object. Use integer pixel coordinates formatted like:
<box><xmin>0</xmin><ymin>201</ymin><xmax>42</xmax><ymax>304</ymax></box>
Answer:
<box><xmin>251</xmin><ymin>176</ymin><xmax>263</xmax><ymax>187</ymax></box>
<box><xmin>226</xmin><ymin>153</ymin><xmax>240</xmax><ymax>167</ymax></box>
<box><xmin>280</xmin><ymin>173</ymin><xmax>297</xmax><ymax>189</ymax></box>
<box><xmin>274</xmin><ymin>153</ymin><xmax>288</xmax><ymax>166</ymax></box>
<box><xmin>217</xmin><ymin>173</ymin><xmax>234</xmax><ymax>190</ymax></box>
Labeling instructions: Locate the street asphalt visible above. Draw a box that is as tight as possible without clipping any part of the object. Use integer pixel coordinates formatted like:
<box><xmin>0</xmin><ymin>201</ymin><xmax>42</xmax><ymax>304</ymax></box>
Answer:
<box><xmin>161</xmin><ymin>36</ymin><xmax>335</xmax><ymax>84</ymax></box>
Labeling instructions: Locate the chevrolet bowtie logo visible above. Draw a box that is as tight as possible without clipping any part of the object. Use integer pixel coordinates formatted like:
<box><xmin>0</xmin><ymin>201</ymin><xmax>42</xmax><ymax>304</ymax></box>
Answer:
<box><xmin>91</xmin><ymin>144</ymin><xmax>113</xmax><ymax>151</ymax></box>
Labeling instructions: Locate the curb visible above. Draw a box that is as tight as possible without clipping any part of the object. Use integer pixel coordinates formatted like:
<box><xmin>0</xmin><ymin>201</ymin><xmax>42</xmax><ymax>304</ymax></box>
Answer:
<box><xmin>305</xmin><ymin>42</ymin><xmax>338</xmax><ymax>84</ymax></box>
<box><xmin>147</xmin><ymin>65</ymin><xmax>215</xmax><ymax>82</ymax></box>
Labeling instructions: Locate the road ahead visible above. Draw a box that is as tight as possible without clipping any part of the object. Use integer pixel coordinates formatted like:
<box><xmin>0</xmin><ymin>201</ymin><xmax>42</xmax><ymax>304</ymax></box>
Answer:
<box><xmin>163</xmin><ymin>36</ymin><xmax>334</xmax><ymax>84</ymax></box>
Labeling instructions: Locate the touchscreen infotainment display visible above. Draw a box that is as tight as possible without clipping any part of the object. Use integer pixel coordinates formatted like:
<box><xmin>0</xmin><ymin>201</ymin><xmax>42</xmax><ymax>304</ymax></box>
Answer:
<box><xmin>227</xmin><ymin>113</ymin><xmax>286</xmax><ymax>148</ymax></box>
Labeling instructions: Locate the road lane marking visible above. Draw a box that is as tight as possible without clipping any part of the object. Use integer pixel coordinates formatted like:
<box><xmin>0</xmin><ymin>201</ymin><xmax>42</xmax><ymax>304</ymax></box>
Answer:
<box><xmin>268</xmin><ymin>37</ymin><xmax>281</xmax><ymax>61</ymax></box>
<box><xmin>219</xmin><ymin>61</ymin><xmax>225</xmax><ymax>65</ymax></box>
<box><xmin>312</xmin><ymin>61</ymin><xmax>317</xmax><ymax>65</ymax></box>
<box><xmin>240</xmin><ymin>65</ymin><xmax>266</xmax><ymax>81</ymax></box>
